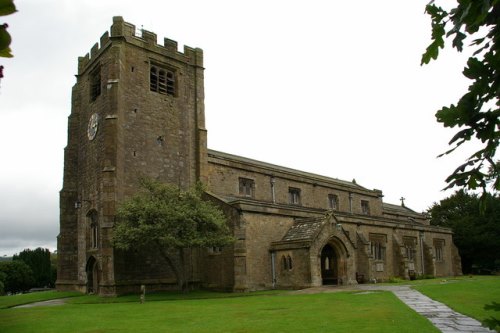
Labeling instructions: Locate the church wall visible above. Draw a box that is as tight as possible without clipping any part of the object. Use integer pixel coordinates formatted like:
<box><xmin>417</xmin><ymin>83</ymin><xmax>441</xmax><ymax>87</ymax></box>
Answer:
<box><xmin>242</xmin><ymin>212</ymin><xmax>294</xmax><ymax>290</ymax></box>
<box><xmin>274</xmin><ymin>248</ymin><xmax>311</xmax><ymax>288</ymax></box>
<box><xmin>207</xmin><ymin>152</ymin><xmax>384</xmax><ymax>217</ymax></box>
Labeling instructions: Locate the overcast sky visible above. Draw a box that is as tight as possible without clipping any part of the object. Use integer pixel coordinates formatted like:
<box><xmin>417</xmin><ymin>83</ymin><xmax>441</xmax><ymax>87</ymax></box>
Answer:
<box><xmin>0</xmin><ymin>0</ymin><xmax>478</xmax><ymax>256</ymax></box>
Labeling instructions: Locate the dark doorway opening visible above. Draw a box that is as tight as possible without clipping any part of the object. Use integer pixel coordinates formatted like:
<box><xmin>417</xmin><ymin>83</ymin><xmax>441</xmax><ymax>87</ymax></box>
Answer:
<box><xmin>86</xmin><ymin>256</ymin><xmax>98</xmax><ymax>294</ymax></box>
<box><xmin>321</xmin><ymin>244</ymin><xmax>338</xmax><ymax>285</ymax></box>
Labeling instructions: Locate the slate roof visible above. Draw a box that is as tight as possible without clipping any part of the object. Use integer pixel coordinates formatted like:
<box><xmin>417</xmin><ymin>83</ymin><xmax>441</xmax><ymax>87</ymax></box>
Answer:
<box><xmin>281</xmin><ymin>218</ymin><xmax>325</xmax><ymax>242</ymax></box>
<box><xmin>208</xmin><ymin>149</ymin><xmax>368</xmax><ymax>190</ymax></box>
<box><xmin>383</xmin><ymin>203</ymin><xmax>419</xmax><ymax>214</ymax></box>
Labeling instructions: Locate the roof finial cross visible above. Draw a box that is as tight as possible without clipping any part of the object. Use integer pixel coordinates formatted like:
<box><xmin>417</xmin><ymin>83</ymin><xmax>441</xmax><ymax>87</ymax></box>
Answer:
<box><xmin>400</xmin><ymin>197</ymin><xmax>406</xmax><ymax>207</ymax></box>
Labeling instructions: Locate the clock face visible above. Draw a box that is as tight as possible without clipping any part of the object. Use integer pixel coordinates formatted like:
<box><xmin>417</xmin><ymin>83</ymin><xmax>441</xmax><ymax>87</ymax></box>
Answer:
<box><xmin>87</xmin><ymin>113</ymin><xmax>99</xmax><ymax>141</ymax></box>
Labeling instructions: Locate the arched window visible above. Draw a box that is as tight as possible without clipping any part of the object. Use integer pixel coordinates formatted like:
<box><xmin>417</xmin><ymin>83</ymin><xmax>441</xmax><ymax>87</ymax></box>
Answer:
<box><xmin>282</xmin><ymin>255</ymin><xmax>288</xmax><ymax>270</ymax></box>
<box><xmin>87</xmin><ymin>210</ymin><xmax>98</xmax><ymax>249</ymax></box>
<box><xmin>287</xmin><ymin>255</ymin><xmax>293</xmax><ymax>270</ymax></box>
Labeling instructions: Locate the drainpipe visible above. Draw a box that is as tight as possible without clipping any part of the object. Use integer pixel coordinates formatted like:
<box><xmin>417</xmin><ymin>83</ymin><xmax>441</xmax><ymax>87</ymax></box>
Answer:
<box><xmin>271</xmin><ymin>251</ymin><xmax>276</xmax><ymax>288</ymax></box>
<box><xmin>419</xmin><ymin>231</ymin><xmax>425</xmax><ymax>275</ymax></box>
<box><xmin>270</xmin><ymin>177</ymin><xmax>276</xmax><ymax>204</ymax></box>
<box><xmin>348</xmin><ymin>193</ymin><xmax>353</xmax><ymax>213</ymax></box>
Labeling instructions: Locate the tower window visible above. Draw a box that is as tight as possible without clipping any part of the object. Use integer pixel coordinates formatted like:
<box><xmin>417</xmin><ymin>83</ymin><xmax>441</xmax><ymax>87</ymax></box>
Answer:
<box><xmin>87</xmin><ymin>210</ymin><xmax>99</xmax><ymax>249</ymax></box>
<box><xmin>90</xmin><ymin>67</ymin><xmax>101</xmax><ymax>102</ymax></box>
<box><xmin>150</xmin><ymin>65</ymin><xmax>175</xmax><ymax>96</ymax></box>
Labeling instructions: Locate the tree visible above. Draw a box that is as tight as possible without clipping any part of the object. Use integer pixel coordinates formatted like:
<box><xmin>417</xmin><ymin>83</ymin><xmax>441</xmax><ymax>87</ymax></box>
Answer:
<box><xmin>422</xmin><ymin>1</ymin><xmax>499</xmax><ymax>197</ymax></box>
<box><xmin>0</xmin><ymin>0</ymin><xmax>16</xmax><ymax>82</ymax></box>
<box><xmin>0</xmin><ymin>260</ymin><xmax>34</xmax><ymax>293</ymax></box>
<box><xmin>0</xmin><ymin>271</ymin><xmax>6</xmax><ymax>295</ymax></box>
<box><xmin>428</xmin><ymin>190</ymin><xmax>500</xmax><ymax>273</ymax></box>
<box><xmin>13</xmin><ymin>248</ymin><xmax>54</xmax><ymax>288</ymax></box>
<box><xmin>113</xmin><ymin>178</ymin><xmax>234</xmax><ymax>292</ymax></box>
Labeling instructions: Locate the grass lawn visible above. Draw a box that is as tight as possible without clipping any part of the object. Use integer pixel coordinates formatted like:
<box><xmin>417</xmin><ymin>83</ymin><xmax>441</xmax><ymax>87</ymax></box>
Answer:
<box><xmin>413</xmin><ymin>276</ymin><xmax>500</xmax><ymax>329</ymax></box>
<box><xmin>0</xmin><ymin>291</ymin><xmax>438</xmax><ymax>333</ymax></box>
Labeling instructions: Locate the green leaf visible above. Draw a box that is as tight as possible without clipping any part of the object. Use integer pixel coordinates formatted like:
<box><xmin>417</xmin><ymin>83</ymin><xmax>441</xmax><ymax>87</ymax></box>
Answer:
<box><xmin>452</xmin><ymin>31</ymin><xmax>466</xmax><ymax>51</ymax></box>
<box><xmin>0</xmin><ymin>46</ymin><xmax>12</xmax><ymax>57</ymax></box>
<box><xmin>0</xmin><ymin>0</ymin><xmax>17</xmax><ymax>16</ymax></box>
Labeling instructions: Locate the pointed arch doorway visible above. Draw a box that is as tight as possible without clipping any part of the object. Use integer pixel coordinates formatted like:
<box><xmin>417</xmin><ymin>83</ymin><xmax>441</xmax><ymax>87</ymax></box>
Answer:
<box><xmin>86</xmin><ymin>256</ymin><xmax>99</xmax><ymax>294</ymax></box>
<box><xmin>321</xmin><ymin>244</ymin><xmax>339</xmax><ymax>285</ymax></box>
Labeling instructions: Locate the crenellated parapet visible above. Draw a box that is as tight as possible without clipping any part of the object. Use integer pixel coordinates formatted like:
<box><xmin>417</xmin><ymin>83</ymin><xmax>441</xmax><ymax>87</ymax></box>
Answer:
<box><xmin>77</xmin><ymin>16</ymin><xmax>203</xmax><ymax>75</ymax></box>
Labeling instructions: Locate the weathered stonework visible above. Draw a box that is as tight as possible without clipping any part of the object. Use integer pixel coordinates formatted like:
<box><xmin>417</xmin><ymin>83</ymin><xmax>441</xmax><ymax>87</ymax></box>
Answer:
<box><xmin>57</xmin><ymin>17</ymin><xmax>462</xmax><ymax>296</ymax></box>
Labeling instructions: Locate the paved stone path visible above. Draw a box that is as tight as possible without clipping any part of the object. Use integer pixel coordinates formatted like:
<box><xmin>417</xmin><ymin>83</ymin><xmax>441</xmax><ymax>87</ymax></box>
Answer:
<box><xmin>357</xmin><ymin>285</ymin><xmax>496</xmax><ymax>333</ymax></box>
<box><xmin>14</xmin><ymin>298</ymin><xmax>66</xmax><ymax>308</ymax></box>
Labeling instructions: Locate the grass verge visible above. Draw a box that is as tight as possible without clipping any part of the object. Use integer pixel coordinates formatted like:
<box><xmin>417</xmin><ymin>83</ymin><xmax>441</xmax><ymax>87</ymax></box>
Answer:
<box><xmin>0</xmin><ymin>291</ymin><xmax>438</xmax><ymax>333</ymax></box>
<box><xmin>413</xmin><ymin>276</ymin><xmax>500</xmax><ymax>330</ymax></box>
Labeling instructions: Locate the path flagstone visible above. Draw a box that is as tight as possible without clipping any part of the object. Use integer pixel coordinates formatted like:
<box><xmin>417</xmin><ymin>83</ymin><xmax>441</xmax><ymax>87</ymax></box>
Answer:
<box><xmin>14</xmin><ymin>298</ymin><xmax>66</xmax><ymax>308</ymax></box>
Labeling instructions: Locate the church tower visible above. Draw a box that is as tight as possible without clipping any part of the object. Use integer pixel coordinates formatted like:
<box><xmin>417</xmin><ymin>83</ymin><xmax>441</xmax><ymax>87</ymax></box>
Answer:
<box><xmin>57</xmin><ymin>17</ymin><xmax>207</xmax><ymax>295</ymax></box>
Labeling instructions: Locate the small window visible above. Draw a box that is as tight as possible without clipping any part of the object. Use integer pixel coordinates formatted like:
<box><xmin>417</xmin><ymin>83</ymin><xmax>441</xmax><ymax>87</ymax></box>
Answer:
<box><xmin>369</xmin><ymin>234</ymin><xmax>386</xmax><ymax>261</ymax></box>
<box><xmin>150</xmin><ymin>65</ymin><xmax>175</xmax><ymax>96</ymax></box>
<box><xmin>328</xmin><ymin>194</ymin><xmax>339</xmax><ymax>210</ymax></box>
<box><xmin>434</xmin><ymin>239</ymin><xmax>445</xmax><ymax>262</ymax></box>
<box><xmin>403</xmin><ymin>237</ymin><xmax>417</xmax><ymax>261</ymax></box>
<box><xmin>361</xmin><ymin>200</ymin><xmax>370</xmax><ymax>215</ymax></box>
<box><xmin>208</xmin><ymin>246</ymin><xmax>223</xmax><ymax>255</ymax></box>
<box><xmin>289</xmin><ymin>188</ymin><xmax>301</xmax><ymax>205</ymax></box>
<box><xmin>239</xmin><ymin>178</ymin><xmax>254</xmax><ymax>198</ymax></box>
<box><xmin>90</xmin><ymin>67</ymin><xmax>101</xmax><ymax>102</ymax></box>
<box><xmin>282</xmin><ymin>255</ymin><xmax>293</xmax><ymax>271</ymax></box>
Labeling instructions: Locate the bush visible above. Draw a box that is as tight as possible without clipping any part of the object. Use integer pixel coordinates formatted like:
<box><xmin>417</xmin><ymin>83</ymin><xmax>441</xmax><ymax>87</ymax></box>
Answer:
<box><xmin>0</xmin><ymin>261</ymin><xmax>34</xmax><ymax>293</ymax></box>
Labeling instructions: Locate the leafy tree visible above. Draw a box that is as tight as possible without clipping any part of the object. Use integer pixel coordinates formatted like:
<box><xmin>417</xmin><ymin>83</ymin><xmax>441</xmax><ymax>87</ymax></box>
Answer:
<box><xmin>0</xmin><ymin>260</ymin><xmax>34</xmax><ymax>293</ymax></box>
<box><xmin>114</xmin><ymin>178</ymin><xmax>234</xmax><ymax>292</ymax></box>
<box><xmin>422</xmin><ymin>1</ymin><xmax>499</xmax><ymax>196</ymax></box>
<box><xmin>428</xmin><ymin>190</ymin><xmax>500</xmax><ymax>273</ymax></box>
<box><xmin>0</xmin><ymin>271</ymin><xmax>6</xmax><ymax>295</ymax></box>
<box><xmin>13</xmin><ymin>248</ymin><xmax>54</xmax><ymax>288</ymax></box>
<box><xmin>0</xmin><ymin>0</ymin><xmax>16</xmax><ymax>82</ymax></box>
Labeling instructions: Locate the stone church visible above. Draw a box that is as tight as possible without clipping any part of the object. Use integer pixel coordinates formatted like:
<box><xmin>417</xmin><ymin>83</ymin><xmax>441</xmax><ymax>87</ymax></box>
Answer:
<box><xmin>57</xmin><ymin>17</ymin><xmax>462</xmax><ymax>296</ymax></box>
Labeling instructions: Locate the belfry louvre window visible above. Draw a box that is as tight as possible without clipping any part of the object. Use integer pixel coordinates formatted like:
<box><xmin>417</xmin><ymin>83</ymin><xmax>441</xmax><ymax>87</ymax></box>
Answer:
<box><xmin>150</xmin><ymin>65</ymin><xmax>175</xmax><ymax>96</ymax></box>
<box><xmin>239</xmin><ymin>178</ymin><xmax>254</xmax><ymax>197</ymax></box>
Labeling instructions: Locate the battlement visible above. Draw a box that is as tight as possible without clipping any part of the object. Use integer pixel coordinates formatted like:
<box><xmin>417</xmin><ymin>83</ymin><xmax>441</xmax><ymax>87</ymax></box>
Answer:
<box><xmin>78</xmin><ymin>16</ymin><xmax>203</xmax><ymax>74</ymax></box>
